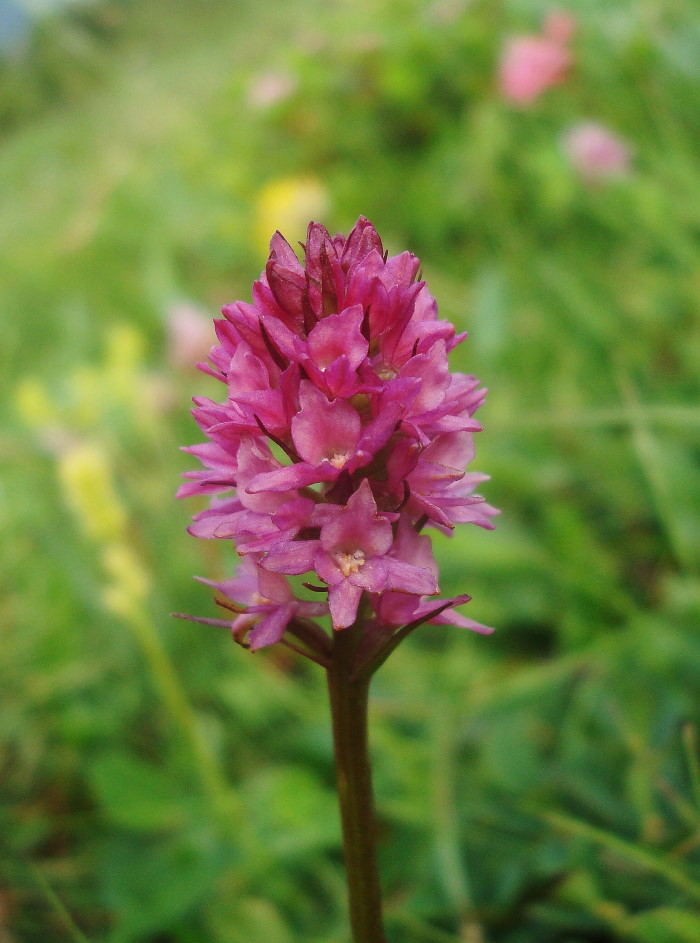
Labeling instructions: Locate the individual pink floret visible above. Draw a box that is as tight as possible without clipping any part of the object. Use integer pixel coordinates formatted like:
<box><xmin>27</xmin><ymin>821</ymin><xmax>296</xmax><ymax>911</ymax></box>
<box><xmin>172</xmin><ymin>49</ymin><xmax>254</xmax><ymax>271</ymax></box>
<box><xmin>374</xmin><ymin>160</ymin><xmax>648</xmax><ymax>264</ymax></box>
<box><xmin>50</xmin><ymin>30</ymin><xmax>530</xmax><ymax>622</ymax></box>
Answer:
<box><xmin>203</xmin><ymin>556</ymin><xmax>328</xmax><ymax>651</ymax></box>
<box><xmin>314</xmin><ymin>482</ymin><xmax>438</xmax><ymax>629</ymax></box>
<box><xmin>374</xmin><ymin>519</ymin><xmax>493</xmax><ymax>635</ymax></box>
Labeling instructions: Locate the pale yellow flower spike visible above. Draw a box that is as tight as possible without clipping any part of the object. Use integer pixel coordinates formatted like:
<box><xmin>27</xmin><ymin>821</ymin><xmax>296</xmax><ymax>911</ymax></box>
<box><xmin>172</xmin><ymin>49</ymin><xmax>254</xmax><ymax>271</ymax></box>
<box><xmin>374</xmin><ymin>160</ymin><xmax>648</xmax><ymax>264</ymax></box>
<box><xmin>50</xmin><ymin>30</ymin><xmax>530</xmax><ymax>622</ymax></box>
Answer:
<box><xmin>101</xmin><ymin>543</ymin><xmax>150</xmax><ymax>620</ymax></box>
<box><xmin>15</xmin><ymin>377</ymin><xmax>60</xmax><ymax>430</ymax></box>
<box><xmin>57</xmin><ymin>442</ymin><xmax>127</xmax><ymax>543</ymax></box>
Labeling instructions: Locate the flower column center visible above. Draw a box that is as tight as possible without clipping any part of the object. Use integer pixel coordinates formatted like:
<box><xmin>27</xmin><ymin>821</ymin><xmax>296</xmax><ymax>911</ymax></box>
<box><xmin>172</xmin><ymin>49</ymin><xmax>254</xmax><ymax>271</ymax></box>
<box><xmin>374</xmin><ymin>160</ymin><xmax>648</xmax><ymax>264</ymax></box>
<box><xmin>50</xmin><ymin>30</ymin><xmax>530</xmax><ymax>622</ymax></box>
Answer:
<box><xmin>335</xmin><ymin>549</ymin><xmax>366</xmax><ymax>577</ymax></box>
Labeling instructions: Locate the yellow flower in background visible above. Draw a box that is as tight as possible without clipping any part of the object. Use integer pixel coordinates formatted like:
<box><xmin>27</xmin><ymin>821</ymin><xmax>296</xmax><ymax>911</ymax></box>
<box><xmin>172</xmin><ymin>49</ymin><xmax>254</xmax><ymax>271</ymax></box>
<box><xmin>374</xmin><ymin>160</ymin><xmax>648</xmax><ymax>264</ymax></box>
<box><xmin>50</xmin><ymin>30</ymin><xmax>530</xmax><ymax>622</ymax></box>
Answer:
<box><xmin>15</xmin><ymin>377</ymin><xmax>60</xmax><ymax>429</ymax></box>
<box><xmin>101</xmin><ymin>542</ymin><xmax>150</xmax><ymax>619</ymax></box>
<box><xmin>254</xmin><ymin>176</ymin><xmax>330</xmax><ymax>258</ymax></box>
<box><xmin>57</xmin><ymin>442</ymin><xmax>127</xmax><ymax>543</ymax></box>
<box><xmin>15</xmin><ymin>323</ymin><xmax>162</xmax><ymax>447</ymax></box>
<box><xmin>104</xmin><ymin>323</ymin><xmax>146</xmax><ymax>399</ymax></box>
<box><xmin>17</xmin><ymin>325</ymin><xmax>165</xmax><ymax>626</ymax></box>
<box><xmin>58</xmin><ymin>441</ymin><xmax>152</xmax><ymax>621</ymax></box>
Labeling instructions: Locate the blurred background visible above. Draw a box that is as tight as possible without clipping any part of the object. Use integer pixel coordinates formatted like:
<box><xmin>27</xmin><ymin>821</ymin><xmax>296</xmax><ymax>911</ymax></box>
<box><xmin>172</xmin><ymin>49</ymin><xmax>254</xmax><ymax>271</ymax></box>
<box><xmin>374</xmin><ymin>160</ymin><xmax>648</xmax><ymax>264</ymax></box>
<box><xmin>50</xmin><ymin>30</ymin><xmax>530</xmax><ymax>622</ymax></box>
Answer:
<box><xmin>2</xmin><ymin>0</ymin><xmax>700</xmax><ymax>940</ymax></box>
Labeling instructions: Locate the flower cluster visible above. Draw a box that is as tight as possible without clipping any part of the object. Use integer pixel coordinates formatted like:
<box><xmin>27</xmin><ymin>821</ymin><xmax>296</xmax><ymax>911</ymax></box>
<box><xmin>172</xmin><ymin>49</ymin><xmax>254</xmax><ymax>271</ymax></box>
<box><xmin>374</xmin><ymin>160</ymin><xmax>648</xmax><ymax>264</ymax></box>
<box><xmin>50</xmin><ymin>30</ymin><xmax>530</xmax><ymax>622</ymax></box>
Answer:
<box><xmin>179</xmin><ymin>218</ymin><xmax>497</xmax><ymax>656</ymax></box>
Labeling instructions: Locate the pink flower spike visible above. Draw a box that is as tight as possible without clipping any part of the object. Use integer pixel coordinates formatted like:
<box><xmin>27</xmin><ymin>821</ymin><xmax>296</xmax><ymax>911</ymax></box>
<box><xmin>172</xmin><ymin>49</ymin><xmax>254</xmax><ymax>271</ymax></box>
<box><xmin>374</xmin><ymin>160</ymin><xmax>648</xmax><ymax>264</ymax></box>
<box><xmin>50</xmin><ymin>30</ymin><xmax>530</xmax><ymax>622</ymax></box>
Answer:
<box><xmin>177</xmin><ymin>215</ymin><xmax>503</xmax><ymax>943</ymax></box>
<box><xmin>180</xmin><ymin>215</ymin><xmax>496</xmax><ymax>654</ymax></box>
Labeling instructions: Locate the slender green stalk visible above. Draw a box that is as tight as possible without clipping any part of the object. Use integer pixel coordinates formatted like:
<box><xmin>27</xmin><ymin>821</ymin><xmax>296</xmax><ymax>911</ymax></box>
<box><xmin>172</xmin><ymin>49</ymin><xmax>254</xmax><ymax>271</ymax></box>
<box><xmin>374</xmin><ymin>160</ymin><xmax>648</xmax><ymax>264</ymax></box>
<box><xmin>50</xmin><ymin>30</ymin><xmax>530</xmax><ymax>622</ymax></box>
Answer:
<box><xmin>28</xmin><ymin>860</ymin><xmax>91</xmax><ymax>943</ymax></box>
<box><xmin>682</xmin><ymin>723</ymin><xmax>700</xmax><ymax>811</ymax></box>
<box><xmin>327</xmin><ymin>621</ymin><xmax>387</xmax><ymax>943</ymax></box>
<box><xmin>544</xmin><ymin>810</ymin><xmax>700</xmax><ymax>901</ymax></box>
<box><xmin>127</xmin><ymin>607</ymin><xmax>234</xmax><ymax>819</ymax></box>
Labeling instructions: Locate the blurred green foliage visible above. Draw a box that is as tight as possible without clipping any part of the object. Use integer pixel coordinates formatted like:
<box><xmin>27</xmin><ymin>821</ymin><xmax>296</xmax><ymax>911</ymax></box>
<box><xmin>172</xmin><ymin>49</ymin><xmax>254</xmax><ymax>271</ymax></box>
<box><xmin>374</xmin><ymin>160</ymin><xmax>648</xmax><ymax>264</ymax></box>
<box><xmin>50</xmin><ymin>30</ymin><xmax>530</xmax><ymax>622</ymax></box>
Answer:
<box><xmin>2</xmin><ymin>0</ymin><xmax>700</xmax><ymax>941</ymax></box>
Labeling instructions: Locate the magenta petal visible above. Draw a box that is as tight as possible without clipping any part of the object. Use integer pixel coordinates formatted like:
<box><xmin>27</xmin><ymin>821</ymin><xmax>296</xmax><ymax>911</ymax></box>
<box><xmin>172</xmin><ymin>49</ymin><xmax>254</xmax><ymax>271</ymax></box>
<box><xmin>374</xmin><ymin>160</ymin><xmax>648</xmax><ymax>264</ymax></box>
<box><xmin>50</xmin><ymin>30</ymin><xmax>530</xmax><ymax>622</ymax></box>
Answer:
<box><xmin>340</xmin><ymin>216</ymin><xmax>383</xmax><ymax>271</ymax></box>
<box><xmin>259</xmin><ymin>312</ymin><xmax>298</xmax><ymax>363</ymax></box>
<box><xmin>265</xmin><ymin>233</ymin><xmax>307</xmax><ymax>324</ymax></box>
<box><xmin>435</xmin><ymin>611</ymin><xmax>493</xmax><ymax>634</ymax></box>
<box><xmin>291</xmin><ymin>382</ymin><xmax>361</xmax><ymax>467</ymax></box>
<box><xmin>249</xmin><ymin>602</ymin><xmax>297</xmax><ymax>650</ymax></box>
<box><xmin>319</xmin><ymin>481</ymin><xmax>393</xmax><ymax>558</ymax></box>
<box><xmin>400</xmin><ymin>343</ymin><xmax>451</xmax><ymax>415</ymax></box>
<box><xmin>375</xmin><ymin>590</ymin><xmax>419</xmax><ymax>627</ymax></box>
<box><xmin>257</xmin><ymin>567</ymin><xmax>294</xmax><ymax>604</ymax></box>
<box><xmin>262</xmin><ymin>540</ymin><xmax>320</xmax><ymax>575</ymax></box>
<box><xmin>349</xmin><ymin>557</ymin><xmax>387</xmax><ymax>592</ymax></box>
<box><xmin>384</xmin><ymin>557</ymin><xmax>439</xmax><ymax>596</ymax></box>
<box><xmin>348</xmin><ymin>403</ymin><xmax>403</xmax><ymax>471</ymax></box>
<box><xmin>235</xmin><ymin>437</ymin><xmax>295</xmax><ymax>512</ymax></box>
<box><xmin>314</xmin><ymin>549</ymin><xmax>345</xmax><ymax>587</ymax></box>
<box><xmin>203</xmin><ymin>555</ymin><xmax>260</xmax><ymax>604</ymax></box>
<box><xmin>307</xmin><ymin>304</ymin><xmax>369</xmax><ymax>370</ymax></box>
<box><xmin>298</xmin><ymin>599</ymin><xmax>330</xmax><ymax>619</ymax></box>
<box><xmin>404</xmin><ymin>593</ymin><xmax>493</xmax><ymax>634</ymax></box>
<box><xmin>320</xmin><ymin>356</ymin><xmax>360</xmax><ymax>399</ymax></box>
<box><xmin>328</xmin><ymin>581</ymin><xmax>363</xmax><ymax>630</ymax></box>
<box><xmin>246</xmin><ymin>462</ymin><xmax>337</xmax><ymax>493</ymax></box>
<box><xmin>188</xmin><ymin>515</ymin><xmax>232</xmax><ymax>539</ymax></box>
<box><xmin>227</xmin><ymin>343</ymin><xmax>271</xmax><ymax>394</ymax></box>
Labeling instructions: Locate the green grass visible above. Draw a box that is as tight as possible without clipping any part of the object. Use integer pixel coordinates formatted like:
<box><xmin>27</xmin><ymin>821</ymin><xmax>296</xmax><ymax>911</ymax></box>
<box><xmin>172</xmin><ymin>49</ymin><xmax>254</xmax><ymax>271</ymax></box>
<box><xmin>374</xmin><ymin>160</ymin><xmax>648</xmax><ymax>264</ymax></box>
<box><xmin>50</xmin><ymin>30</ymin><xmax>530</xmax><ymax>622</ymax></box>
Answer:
<box><xmin>2</xmin><ymin>0</ymin><xmax>700</xmax><ymax>940</ymax></box>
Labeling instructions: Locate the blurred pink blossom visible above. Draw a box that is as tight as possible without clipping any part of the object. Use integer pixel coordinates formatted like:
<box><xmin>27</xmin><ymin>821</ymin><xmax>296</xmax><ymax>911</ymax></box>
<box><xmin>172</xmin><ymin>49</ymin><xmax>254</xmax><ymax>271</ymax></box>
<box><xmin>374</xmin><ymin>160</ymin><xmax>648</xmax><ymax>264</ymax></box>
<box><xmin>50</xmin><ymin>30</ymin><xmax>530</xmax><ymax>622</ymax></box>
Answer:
<box><xmin>499</xmin><ymin>11</ymin><xmax>575</xmax><ymax>106</ymax></box>
<box><xmin>167</xmin><ymin>303</ymin><xmax>214</xmax><ymax>371</ymax></box>
<box><xmin>246</xmin><ymin>71</ymin><xmax>298</xmax><ymax>109</ymax></box>
<box><xmin>562</xmin><ymin>122</ymin><xmax>632</xmax><ymax>181</ymax></box>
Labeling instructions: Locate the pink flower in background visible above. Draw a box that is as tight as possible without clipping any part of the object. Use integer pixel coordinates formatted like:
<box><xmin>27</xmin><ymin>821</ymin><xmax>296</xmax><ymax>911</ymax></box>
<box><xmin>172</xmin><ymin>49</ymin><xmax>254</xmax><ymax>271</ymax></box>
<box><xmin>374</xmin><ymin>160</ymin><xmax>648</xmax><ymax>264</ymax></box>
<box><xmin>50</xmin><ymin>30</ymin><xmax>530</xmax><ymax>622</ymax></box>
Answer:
<box><xmin>167</xmin><ymin>303</ymin><xmax>215</xmax><ymax>371</ymax></box>
<box><xmin>179</xmin><ymin>217</ymin><xmax>496</xmax><ymax>656</ymax></box>
<box><xmin>246</xmin><ymin>70</ymin><xmax>298</xmax><ymax>110</ymax></box>
<box><xmin>562</xmin><ymin>122</ymin><xmax>632</xmax><ymax>181</ymax></box>
<box><xmin>499</xmin><ymin>10</ymin><xmax>576</xmax><ymax>106</ymax></box>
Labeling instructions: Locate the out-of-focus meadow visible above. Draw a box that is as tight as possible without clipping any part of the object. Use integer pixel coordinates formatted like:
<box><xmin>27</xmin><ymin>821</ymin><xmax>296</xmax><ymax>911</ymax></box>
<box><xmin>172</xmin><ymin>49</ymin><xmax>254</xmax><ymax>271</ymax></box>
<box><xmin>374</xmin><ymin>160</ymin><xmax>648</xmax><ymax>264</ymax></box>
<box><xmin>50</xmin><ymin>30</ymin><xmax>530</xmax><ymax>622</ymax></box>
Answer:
<box><xmin>2</xmin><ymin>0</ymin><xmax>700</xmax><ymax>940</ymax></box>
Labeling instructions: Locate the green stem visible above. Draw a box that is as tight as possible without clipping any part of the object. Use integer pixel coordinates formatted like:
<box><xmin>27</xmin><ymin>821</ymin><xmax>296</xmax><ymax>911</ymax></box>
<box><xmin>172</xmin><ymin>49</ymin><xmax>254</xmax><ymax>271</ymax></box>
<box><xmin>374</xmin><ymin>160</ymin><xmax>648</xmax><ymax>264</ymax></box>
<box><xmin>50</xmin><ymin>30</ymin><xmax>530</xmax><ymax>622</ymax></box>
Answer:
<box><xmin>327</xmin><ymin>622</ymin><xmax>387</xmax><ymax>943</ymax></box>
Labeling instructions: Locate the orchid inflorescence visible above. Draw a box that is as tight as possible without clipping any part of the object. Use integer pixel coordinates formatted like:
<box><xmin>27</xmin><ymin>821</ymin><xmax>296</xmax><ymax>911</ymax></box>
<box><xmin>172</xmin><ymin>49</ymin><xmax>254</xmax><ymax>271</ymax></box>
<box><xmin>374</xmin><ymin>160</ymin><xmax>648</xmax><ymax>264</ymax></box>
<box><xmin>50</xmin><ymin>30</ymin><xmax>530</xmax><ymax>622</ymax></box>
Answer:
<box><xmin>178</xmin><ymin>217</ymin><xmax>497</xmax><ymax>671</ymax></box>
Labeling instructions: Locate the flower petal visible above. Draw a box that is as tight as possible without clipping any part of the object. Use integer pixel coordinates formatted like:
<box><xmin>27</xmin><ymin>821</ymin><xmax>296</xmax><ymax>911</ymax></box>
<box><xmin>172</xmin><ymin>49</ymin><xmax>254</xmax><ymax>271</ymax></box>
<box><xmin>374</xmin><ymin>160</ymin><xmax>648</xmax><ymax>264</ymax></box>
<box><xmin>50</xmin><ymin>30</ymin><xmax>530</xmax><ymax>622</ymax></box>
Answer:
<box><xmin>384</xmin><ymin>557</ymin><xmax>439</xmax><ymax>596</ymax></box>
<box><xmin>328</xmin><ymin>581</ymin><xmax>363</xmax><ymax>630</ymax></box>
<box><xmin>248</xmin><ymin>602</ymin><xmax>297</xmax><ymax>651</ymax></box>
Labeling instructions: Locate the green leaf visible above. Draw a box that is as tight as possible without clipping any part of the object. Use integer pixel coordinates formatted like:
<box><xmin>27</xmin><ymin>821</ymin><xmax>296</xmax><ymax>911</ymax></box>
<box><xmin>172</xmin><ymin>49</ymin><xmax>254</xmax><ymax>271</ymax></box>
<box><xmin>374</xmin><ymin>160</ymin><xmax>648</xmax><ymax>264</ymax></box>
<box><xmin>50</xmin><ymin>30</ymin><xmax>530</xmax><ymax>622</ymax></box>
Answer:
<box><xmin>89</xmin><ymin>752</ymin><xmax>185</xmax><ymax>831</ymax></box>
<box><xmin>626</xmin><ymin>907</ymin><xmax>700</xmax><ymax>943</ymax></box>
<box><xmin>102</xmin><ymin>831</ymin><xmax>226</xmax><ymax>940</ymax></box>
<box><xmin>544</xmin><ymin>811</ymin><xmax>700</xmax><ymax>902</ymax></box>
<box><xmin>244</xmin><ymin>766</ymin><xmax>339</xmax><ymax>859</ymax></box>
